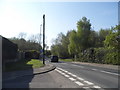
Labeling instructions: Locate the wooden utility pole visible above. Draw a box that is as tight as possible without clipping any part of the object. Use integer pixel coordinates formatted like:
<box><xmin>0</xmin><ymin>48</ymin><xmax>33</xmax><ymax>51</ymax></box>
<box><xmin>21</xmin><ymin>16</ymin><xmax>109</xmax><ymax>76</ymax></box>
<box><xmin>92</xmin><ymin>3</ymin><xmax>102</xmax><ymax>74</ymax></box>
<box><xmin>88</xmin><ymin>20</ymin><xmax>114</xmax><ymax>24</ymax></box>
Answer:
<box><xmin>43</xmin><ymin>14</ymin><xmax>45</xmax><ymax>65</ymax></box>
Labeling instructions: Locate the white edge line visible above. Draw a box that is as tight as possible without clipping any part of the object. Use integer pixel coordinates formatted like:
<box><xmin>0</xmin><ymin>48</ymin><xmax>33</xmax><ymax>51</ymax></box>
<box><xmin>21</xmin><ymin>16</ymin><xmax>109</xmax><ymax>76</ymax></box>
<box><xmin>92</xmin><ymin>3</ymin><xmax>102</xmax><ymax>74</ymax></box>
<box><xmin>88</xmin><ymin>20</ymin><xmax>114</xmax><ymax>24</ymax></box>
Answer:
<box><xmin>69</xmin><ymin>77</ymin><xmax>76</xmax><ymax>81</ymax></box>
<box><xmin>75</xmin><ymin>81</ymin><xmax>84</xmax><ymax>86</ymax></box>
<box><xmin>84</xmin><ymin>81</ymin><xmax>94</xmax><ymax>85</ymax></box>
<box><xmin>93</xmin><ymin>86</ymin><xmax>101</xmax><ymax>88</ymax></box>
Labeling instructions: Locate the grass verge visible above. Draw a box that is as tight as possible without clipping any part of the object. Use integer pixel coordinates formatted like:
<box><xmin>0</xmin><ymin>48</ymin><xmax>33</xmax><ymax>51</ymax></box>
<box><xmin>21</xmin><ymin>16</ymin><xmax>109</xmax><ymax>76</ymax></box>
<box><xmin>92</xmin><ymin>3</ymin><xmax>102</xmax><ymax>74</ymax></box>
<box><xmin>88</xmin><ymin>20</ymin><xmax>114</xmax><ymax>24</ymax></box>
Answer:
<box><xmin>5</xmin><ymin>59</ymin><xmax>44</xmax><ymax>72</ymax></box>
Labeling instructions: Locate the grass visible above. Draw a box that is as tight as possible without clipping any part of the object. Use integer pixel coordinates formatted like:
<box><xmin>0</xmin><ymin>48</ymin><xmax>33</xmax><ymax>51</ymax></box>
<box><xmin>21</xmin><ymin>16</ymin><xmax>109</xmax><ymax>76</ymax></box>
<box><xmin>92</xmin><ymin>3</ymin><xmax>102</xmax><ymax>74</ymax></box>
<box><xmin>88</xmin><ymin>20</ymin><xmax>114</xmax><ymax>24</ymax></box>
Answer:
<box><xmin>60</xmin><ymin>59</ymin><xmax>74</xmax><ymax>62</ymax></box>
<box><xmin>5</xmin><ymin>59</ymin><xmax>44</xmax><ymax>72</ymax></box>
<box><xmin>27</xmin><ymin>59</ymin><xmax>44</xmax><ymax>68</ymax></box>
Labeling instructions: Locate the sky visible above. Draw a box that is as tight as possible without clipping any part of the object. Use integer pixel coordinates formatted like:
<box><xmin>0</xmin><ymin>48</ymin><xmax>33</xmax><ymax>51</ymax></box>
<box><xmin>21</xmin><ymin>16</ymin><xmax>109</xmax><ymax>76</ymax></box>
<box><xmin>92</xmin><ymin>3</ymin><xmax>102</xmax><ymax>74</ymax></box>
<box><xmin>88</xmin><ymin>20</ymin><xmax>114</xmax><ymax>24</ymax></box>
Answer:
<box><xmin>0</xmin><ymin>0</ymin><xmax>118</xmax><ymax>49</ymax></box>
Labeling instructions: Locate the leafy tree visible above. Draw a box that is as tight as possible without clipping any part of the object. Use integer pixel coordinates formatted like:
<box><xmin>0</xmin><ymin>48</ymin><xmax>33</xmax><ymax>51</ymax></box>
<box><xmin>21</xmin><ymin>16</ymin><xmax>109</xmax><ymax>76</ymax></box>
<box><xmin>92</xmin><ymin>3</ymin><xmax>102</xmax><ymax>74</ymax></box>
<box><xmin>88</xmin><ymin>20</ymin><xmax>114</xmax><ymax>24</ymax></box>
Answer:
<box><xmin>98</xmin><ymin>29</ymin><xmax>110</xmax><ymax>47</ymax></box>
<box><xmin>68</xmin><ymin>30</ymin><xmax>78</xmax><ymax>55</ymax></box>
<box><xmin>51</xmin><ymin>32</ymin><xmax>71</xmax><ymax>58</ymax></box>
<box><xmin>104</xmin><ymin>25</ymin><xmax>119</xmax><ymax>65</ymax></box>
<box><xmin>9</xmin><ymin>37</ymin><xmax>42</xmax><ymax>52</ymax></box>
<box><xmin>89</xmin><ymin>30</ymin><xmax>99</xmax><ymax>48</ymax></box>
<box><xmin>77</xmin><ymin>17</ymin><xmax>91</xmax><ymax>51</ymax></box>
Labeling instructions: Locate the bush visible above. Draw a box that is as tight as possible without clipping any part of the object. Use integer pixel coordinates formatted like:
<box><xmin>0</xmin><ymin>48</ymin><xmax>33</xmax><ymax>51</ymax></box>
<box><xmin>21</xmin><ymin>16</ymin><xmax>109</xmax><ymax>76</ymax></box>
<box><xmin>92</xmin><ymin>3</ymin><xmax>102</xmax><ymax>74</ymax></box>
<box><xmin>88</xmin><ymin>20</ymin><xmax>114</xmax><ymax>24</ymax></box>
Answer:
<box><xmin>104</xmin><ymin>48</ymin><xmax>119</xmax><ymax>65</ymax></box>
<box><xmin>78</xmin><ymin>47</ymin><xmax>119</xmax><ymax>65</ymax></box>
<box><xmin>94</xmin><ymin>47</ymin><xmax>106</xmax><ymax>63</ymax></box>
<box><xmin>25</xmin><ymin>50</ymin><xmax>40</xmax><ymax>59</ymax></box>
<box><xmin>78</xmin><ymin>48</ymin><xmax>95</xmax><ymax>62</ymax></box>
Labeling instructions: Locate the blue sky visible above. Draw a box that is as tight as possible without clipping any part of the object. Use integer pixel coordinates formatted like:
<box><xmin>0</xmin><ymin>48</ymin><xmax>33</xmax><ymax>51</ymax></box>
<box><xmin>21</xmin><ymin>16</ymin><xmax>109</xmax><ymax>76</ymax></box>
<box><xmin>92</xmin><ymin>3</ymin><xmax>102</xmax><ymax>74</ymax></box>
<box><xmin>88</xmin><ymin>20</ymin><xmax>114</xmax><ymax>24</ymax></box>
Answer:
<box><xmin>0</xmin><ymin>1</ymin><xmax>118</xmax><ymax>49</ymax></box>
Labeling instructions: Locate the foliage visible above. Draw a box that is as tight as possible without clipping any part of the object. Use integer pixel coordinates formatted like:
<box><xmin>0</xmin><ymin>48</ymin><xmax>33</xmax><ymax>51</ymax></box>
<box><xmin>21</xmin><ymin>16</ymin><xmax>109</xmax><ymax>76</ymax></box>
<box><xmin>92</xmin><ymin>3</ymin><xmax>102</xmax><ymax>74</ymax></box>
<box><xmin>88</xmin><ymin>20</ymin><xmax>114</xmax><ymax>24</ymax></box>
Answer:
<box><xmin>9</xmin><ymin>37</ymin><xmax>42</xmax><ymax>52</ymax></box>
<box><xmin>103</xmin><ymin>25</ymin><xmax>119</xmax><ymax>65</ymax></box>
<box><xmin>68</xmin><ymin>30</ymin><xmax>78</xmax><ymax>55</ymax></box>
<box><xmin>45</xmin><ymin>50</ymin><xmax>51</xmax><ymax>57</ymax></box>
<box><xmin>25</xmin><ymin>50</ymin><xmax>40</xmax><ymax>59</ymax></box>
<box><xmin>60</xmin><ymin>59</ymin><xmax>74</xmax><ymax>62</ymax></box>
<box><xmin>77</xmin><ymin>17</ymin><xmax>91</xmax><ymax>50</ymax></box>
<box><xmin>51</xmin><ymin>32</ymin><xmax>70</xmax><ymax>58</ymax></box>
<box><xmin>104</xmin><ymin>48</ymin><xmax>118</xmax><ymax>65</ymax></box>
<box><xmin>51</xmin><ymin>17</ymin><xmax>119</xmax><ymax>65</ymax></box>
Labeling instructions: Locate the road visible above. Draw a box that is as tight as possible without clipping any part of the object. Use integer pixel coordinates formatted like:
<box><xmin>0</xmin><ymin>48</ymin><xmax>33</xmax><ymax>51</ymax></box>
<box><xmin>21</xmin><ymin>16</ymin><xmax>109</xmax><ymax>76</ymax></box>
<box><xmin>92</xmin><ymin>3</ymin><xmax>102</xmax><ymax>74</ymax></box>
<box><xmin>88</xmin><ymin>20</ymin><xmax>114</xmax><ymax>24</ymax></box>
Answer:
<box><xmin>3</xmin><ymin>59</ymin><xmax>119</xmax><ymax>89</ymax></box>
<box><xmin>50</xmin><ymin>61</ymin><xmax>119</xmax><ymax>89</ymax></box>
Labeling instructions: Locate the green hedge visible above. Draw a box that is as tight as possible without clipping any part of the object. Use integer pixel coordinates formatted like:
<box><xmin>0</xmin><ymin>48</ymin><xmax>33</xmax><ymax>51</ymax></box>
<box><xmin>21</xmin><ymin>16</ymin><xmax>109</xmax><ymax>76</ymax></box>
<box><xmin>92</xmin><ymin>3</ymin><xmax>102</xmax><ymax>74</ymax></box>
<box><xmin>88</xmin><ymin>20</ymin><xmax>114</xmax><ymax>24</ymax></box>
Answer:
<box><xmin>25</xmin><ymin>50</ymin><xmax>40</xmax><ymax>59</ymax></box>
<box><xmin>78</xmin><ymin>47</ymin><xmax>119</xmax><ymax>65</ymax></box>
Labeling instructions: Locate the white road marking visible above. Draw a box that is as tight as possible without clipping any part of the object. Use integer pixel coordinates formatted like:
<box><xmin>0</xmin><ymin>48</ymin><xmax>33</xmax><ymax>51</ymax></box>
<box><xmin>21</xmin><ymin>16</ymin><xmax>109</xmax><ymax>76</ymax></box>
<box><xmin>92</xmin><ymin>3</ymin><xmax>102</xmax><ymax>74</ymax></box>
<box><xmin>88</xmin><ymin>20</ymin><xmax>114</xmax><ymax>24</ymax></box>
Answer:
<box><xmin>69</xmin><ymin>77</ymin><xmax>76</xmax><ymax>81</ymax></box>
<box><xmin>56</xmin><ymin>67</ymin><xmax>102</xmax><ymax>88</ymax></box>
<box><xmin>55</xmin><ymin>69</ymin><xmax>62</xmax><ymax>73</ymax></box>
<box><xmin>57</xmin><ymin>67</ymin><xmax>63</xmax><ymax>71</ymax></box>
<box><xmin>100</xmin><ymin>70</ymin><xmax>119</xmax><ymax>76</ymax></box>
<box><xmin>92</xmin><ymin>69</ymin><xmax>98</xmax><ymax>71</ymax></box>
<box><xmin>62</xmin><ymin>69</ymin><xmax>65</xmax><ymax>72</ymax></box>
<box><xmin>75</xmin><ymin>81</ymin><xmax>84</xmax><ymax>86</ymax></box>
<box><xmin>67</xmin><ymin>72</ymin><xmax>72</xmax><ymax>75</ymax></box>
<box><xmin>61</xmin><ymin>72</ymin><xmax>66</xmax><ymax>75</ymax></box>
<box><xmin>84</xmin><ymin>81</ymin><xmax>94</xmax><ymax>85</ymax></box>
<box><xmin>72</xmin><ymin>65</ymin><xmax>84</xmax><ymax>68</ymax></box>
<box><xmin>93</xmin><ymin>86</ymin><xmax>101</xmax><ymax>88</ymax></box>
<box><xmin>64</xmin><ymin>75</ymin><xmax>70</xmax><ymax>78</ymax></box>
<box><xmin>71</xmin><ymin>74</ymin><xmax>77</xmax><ymax>77</ymax></box>
<box><xmin>64</xmin><ymin>70</ymin><xmax>68</xmax><ymax>73</ymax></box>
<box><xmin>77</xmin><ymin>77</ymin><xmax>84</xmax><ymax>81</ymax></box>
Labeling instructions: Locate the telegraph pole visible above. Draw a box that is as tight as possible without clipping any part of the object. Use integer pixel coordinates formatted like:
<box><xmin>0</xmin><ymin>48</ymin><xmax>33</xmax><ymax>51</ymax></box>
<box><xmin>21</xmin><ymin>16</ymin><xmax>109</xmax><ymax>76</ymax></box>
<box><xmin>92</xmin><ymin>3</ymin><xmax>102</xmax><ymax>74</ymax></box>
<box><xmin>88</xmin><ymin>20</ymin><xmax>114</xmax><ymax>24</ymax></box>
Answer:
<box><xmin>43</xmin><ymin>14</ymin><xmax>45</xmax><ymax>65</ymax></box>
<box><xmin>39</xmin><ymin>24</ymin><xmax>42</xmax><ymax>60</ymax></box>
<box><xmin>40</xmin><ymin>24</ymin><xmax>42</xmax><ymax>44</ymax></box>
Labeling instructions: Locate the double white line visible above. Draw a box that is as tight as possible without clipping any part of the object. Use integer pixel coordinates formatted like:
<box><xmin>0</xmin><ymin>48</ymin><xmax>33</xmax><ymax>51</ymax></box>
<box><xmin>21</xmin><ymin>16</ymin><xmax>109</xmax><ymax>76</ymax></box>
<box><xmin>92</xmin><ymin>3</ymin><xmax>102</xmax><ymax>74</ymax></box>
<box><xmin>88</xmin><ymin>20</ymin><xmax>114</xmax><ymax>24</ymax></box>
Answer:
<box><xmin>55</xmin><ymin>67</ymin><xmax>101</xmax><ymax>89</ymax></box>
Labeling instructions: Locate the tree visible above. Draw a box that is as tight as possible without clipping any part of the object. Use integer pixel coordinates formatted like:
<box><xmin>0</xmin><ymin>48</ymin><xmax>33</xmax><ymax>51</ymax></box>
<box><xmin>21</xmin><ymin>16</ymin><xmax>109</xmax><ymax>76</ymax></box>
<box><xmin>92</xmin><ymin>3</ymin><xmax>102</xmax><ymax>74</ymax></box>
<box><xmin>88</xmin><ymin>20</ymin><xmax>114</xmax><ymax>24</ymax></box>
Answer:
<box><xmin>18</xmin><ymin>32</ymin><xmax>27</xmax><ymax>39</ymax></box>
<box><xmin>89</xmin><ymin>30</ymin><xmax>99</xmax><ymax>48</ymax></box>
<box><xmin>9</xmin><ymin>37</ymin><xmax>42</xmax><ymax>52</ymax></box>
<box><xmin>98</xmin><ymin>29</ymin><xmax>110</xmax><ymax>47</ymax></box>
<box><xmin>77</xmin><ymin>17</ymin><xmax>91</xmax><ymax>51</ymax></box>
<box><xmin>51</xmin><ymin>32</ymin><xmax>71</xmax><ymax>58</ymax></box>
<box><xmin>68</xmin><ymin>30</ymin><xmax>78</xmax><ymax>55</ymax></box>
<box><xmin>104</xmin><ymin>25</ymin><xmax>119</xmax><ymax>64</ymax></box>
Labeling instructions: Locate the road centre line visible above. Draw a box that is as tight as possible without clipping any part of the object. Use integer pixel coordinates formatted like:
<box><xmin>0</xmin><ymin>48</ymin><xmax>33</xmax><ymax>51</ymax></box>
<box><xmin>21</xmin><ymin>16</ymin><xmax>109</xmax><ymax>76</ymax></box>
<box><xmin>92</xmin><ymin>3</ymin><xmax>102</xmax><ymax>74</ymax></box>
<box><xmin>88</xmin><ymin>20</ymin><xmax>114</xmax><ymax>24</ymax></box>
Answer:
<box><xmin>91</xmin><ymin>68</ymin><xmax>119</xmax><ymax>76</ymax></box>
<box><xmin>58</xmin><ymin>63</ymin><xmax>118</xmax><ymax>76</ymax></box>
<box><xmin>100</xmin><ymin>70</ymin><xmax>119</xmax><ymax>76</ymax></box>
<box><xmin>72</xmin><ymin>64</ymin><xmax>84</xmax><ymax>68</ymax></box>
<box><xmin>64</xmin><ymin>63</ymin><xmax>119</xmax><ymax>76</ymax></box>
<box><xmin>92</xmin><ymin>69</ymin><xmax>98</xmax><ymax>71</ymax></box>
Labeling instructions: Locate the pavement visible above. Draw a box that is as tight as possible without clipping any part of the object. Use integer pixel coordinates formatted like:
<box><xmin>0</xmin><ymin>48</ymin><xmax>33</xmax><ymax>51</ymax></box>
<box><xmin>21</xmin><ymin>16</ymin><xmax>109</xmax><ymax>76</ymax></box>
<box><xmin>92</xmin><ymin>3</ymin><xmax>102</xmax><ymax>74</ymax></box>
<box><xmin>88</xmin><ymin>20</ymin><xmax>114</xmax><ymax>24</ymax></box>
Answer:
<box><xmin>3</xmin><ymin>64</ymin><xmax>56</xmax><ymax>81</ymax></box>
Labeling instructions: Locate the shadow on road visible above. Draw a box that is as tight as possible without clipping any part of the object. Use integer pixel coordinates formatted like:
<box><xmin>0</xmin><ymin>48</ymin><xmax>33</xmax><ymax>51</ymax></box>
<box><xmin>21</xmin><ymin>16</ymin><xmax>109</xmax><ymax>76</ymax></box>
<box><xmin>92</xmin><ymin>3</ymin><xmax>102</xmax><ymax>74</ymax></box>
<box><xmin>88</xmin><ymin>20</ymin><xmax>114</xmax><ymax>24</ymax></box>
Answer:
<box><xmin>2</xmin><ymin>60</ymin><xmax>34</xmax><ymax>89</ymax></box>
